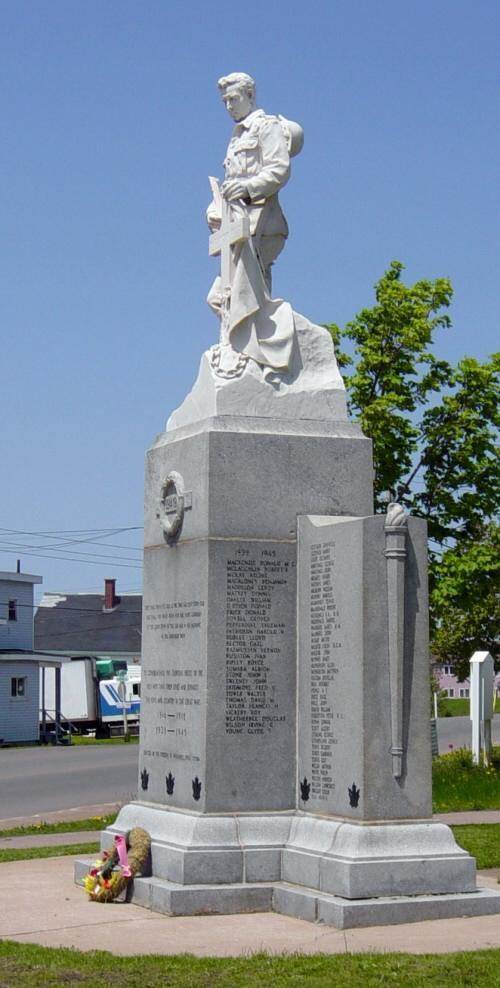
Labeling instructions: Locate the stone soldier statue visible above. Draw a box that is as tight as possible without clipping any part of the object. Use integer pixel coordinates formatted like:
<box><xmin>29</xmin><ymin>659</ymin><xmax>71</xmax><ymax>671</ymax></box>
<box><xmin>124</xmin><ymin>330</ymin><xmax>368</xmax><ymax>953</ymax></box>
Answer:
<box><xmin>207</xmin><ymin>72</ymin><xmax>304</xmax><ymax>377</ymax></box>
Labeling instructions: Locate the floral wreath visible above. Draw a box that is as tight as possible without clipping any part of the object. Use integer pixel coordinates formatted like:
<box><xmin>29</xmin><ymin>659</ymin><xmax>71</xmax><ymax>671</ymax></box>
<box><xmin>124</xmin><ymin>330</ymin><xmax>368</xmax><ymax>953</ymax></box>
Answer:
<box><xmin>83</xmin><ymin>827</ymin><xmax>151</xmax><ymax>903</ymax></box>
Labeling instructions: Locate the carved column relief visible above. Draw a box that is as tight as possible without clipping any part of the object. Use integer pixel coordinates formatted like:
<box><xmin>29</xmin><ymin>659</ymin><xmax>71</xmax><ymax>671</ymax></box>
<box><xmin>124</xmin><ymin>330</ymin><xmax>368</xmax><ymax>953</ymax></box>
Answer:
<box><xmin>384</xmin><ymin>502</ymin><xmax>408</xmax><ymax>779</ymax></box>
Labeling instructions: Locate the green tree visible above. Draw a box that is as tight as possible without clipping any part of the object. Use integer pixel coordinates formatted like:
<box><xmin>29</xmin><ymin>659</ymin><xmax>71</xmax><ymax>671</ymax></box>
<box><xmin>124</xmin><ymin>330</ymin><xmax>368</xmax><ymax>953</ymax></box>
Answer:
<box><xmin>327</xmin><ymin>262</ymin><xmax>499</xmax><ymax>679</ymax></box>
<box><xmin>430</xmin><ymin>523</ymin><xmax>499</xmax><ymax>673</ymax></box>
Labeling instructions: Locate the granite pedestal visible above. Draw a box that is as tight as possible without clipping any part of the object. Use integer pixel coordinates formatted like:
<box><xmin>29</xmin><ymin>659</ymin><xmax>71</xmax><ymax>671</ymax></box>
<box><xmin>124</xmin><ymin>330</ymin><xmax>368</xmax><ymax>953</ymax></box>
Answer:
<box><xmin>75</xmin><ymin>332</ymin><xmax>500</xmax><ymax>927</ymax></box>
<box><xmin>138</xmin><ymin>413</ymin><xmax>372</xmax><ymax>816</ymax></box>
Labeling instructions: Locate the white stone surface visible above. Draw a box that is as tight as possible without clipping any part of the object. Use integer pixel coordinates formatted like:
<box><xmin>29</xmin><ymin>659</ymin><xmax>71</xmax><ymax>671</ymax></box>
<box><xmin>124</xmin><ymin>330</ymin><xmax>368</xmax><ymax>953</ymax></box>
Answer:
<box><xmin>74</xmin><ymin>853</ymin><xmax>500</xmax><ymax>929</ymax></box>
<box><xmin>138</xmin><ymin>421</ymin><xmax>371</xmax><ymax>819</ymax></box>
<box><xmin>283</xmin><ymin>817</ymin><xmax>476</xmax><ymax>898</ymax></box>
<box><xmin>166</xmin><ymin>312</ymin><xmax>347</xmax><ymax>431</ymax></box>
<box><xmin>206</xmin><ymin>72</ymin><xmax>303</xmax><ymax>373</ymax></box>
<box><xmin>297</xmin><ymin>514</ymin><xmax>432</xmax><ymax>822</ymax></box>
<box><xmin>97</xmin><ymin>803</ymin><xmax>476</xmax><ymax>900</ymax></box>
<box><xmin>275</xmin><ymin>884</ymin><xmax>500</xmax><ymax>930</ymax></box>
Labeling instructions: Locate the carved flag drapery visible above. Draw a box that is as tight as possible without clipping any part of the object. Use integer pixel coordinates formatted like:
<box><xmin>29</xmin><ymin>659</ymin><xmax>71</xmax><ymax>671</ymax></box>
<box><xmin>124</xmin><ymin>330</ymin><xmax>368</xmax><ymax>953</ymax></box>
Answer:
<box><xmin>207</xmin><ymin>178</ymin><xmax>295</xmax><ymax>371</ymax></box>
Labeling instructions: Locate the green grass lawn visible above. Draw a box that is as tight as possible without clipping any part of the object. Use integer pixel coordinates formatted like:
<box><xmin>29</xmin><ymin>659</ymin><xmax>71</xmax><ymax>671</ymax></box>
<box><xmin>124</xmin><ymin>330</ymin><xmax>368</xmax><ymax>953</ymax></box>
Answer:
<box><xmin>432</xmin><ymin>746</ymin><xmax>500</xmax><ymax>812</ymax></box>
<box><xmin>71</xmin><ymin>734</ymin><xmax>139</xmax><ymax>745</ymax></box>
<box><xmin>439</xmin><ymin>697</ymin><xmax>470</xmax><ymax>716</ymax></box>
<box><xmin>0</xmin><ymin>842</ymin><xmax>99</xmax><ymax>864</ymax></box>
<box><xmin>451</xmin><ymin>823</ymin><xmax>500</xmax><ymax>869</ymax></box>
<box><xmin>0</xmin><ymin>942</ymin><xmax>499</xmax><ymax>988</ymax></box>
<box><xmin>3</xmin><ymin>735</ymin><xmax>139</xmax><ymax>750</ymax></box>
<box><xmin>0</xmin><ymin>814</ymin><xmax>115</xmax><ymax>839</ymax></box>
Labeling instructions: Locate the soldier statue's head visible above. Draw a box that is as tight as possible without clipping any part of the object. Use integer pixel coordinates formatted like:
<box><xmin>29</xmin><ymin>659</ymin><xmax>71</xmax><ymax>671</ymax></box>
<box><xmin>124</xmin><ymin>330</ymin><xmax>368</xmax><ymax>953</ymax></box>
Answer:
<box><xmin>218</xmin><ymin>72</ymin><xmax>256</xmax><ymax>122</ymax></box>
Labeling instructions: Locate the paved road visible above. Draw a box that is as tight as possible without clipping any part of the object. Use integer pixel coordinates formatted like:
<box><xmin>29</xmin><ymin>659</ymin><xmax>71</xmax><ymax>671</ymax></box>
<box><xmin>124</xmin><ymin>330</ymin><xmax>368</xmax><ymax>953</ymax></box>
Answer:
<box><xmin>436</xmin><ymin>714</ymin><xmax>500</xmax><ymax>753</ymax></box>
<box><xmin>0</xmin><ymin>744</ymin><xmax>138</xmax><ymax>821</ymax></box>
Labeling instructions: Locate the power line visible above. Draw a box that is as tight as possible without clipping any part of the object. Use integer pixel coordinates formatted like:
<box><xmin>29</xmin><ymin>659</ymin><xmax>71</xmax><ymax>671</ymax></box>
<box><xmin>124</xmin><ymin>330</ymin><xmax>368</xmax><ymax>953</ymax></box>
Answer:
<box><xmin>0</xmin><ymin>526</ymin><xmax>142</xmax><ymax>535</ymax></box>
<box><xmin>0</xmin><ymin>526</ymin><xmax>144</xmax><ymax>570</ymax></box>
<box><xmin>0</xmin><ymin>548</ymin><xmax>141</xmax><ymax>569</ymax></box>
<box><xmin>0</xmin><ymin>541</ymin><xmax>141</xmax><ymax>563</ymax></box>
<box><xmin>0</xmin><ymin>527</ymin><xmax>143</xmax><ymax>554</ymax></box>
<box><xmin>0</xmin><ymin>537</ymin><xmax>143</xmax><ymax>554</ymax></box>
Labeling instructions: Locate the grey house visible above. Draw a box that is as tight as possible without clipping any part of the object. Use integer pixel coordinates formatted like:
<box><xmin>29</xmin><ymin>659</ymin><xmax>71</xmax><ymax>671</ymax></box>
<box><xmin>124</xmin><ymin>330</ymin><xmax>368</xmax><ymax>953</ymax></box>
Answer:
<box><xmin>34</xmin><ymin>578</ymin><xmax>142</xmax><ymax>663</ymax></box>
<box><xmin>0</xmin><ymin>568</ymin><xmax>68</xmax><ymax>744</ymax></box>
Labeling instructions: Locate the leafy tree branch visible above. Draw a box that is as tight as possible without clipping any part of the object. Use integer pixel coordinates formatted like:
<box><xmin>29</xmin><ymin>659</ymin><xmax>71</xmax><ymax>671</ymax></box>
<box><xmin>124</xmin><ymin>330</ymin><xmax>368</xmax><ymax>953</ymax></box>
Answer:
<box><xmin>327</xmin><ymin>262</ymin><xmax>499</xmax><ymax>678</ymax></box>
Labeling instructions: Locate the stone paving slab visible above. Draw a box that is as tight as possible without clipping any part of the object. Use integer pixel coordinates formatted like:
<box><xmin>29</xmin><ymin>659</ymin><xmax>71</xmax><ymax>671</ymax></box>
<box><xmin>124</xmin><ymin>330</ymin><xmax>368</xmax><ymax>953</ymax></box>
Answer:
<box><xmin>1</xmin><ymin>855</ymin><xmax>500</xmax><ymax>956</ymax></box>
<box><xmin>433</xmin><ymin>810</ymin><xmax>500</xmax><ymax>825</ymax></box>
<box><xmin>478</xmin><ymin>868</ymin><xmax>500</xmax><ymax>882</ymax></box>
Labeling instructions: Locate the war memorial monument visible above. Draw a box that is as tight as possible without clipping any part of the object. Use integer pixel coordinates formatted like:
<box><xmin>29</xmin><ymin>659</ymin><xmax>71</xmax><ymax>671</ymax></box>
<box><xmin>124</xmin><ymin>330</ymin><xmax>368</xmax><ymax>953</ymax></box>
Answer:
<box><xmin>77</xmin><ymin>72</ymin><xmax>500</xmax><ymax>927</ymax></box>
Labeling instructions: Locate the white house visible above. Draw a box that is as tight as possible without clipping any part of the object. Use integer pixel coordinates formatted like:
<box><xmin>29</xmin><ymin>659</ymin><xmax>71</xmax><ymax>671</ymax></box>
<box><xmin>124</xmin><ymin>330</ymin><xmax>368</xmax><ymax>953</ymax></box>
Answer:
<box><xmin>0</xmin><ymin>567</ymin><xmax>69</xmax><ymax>744</ymax></box>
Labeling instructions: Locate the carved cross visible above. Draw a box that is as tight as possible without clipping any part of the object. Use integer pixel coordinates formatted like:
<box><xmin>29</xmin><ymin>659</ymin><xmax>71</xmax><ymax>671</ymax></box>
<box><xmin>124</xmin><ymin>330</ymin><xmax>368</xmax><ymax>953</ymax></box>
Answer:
<box><xmin>209</xmin><ymin>187</ymin><xmax>250</xmax><ymax>291</ymax></box>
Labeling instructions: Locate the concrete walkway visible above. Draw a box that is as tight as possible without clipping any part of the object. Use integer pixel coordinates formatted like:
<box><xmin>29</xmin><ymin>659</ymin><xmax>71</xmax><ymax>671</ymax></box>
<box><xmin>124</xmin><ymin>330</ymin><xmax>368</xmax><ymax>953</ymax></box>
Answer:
<box><xmin>0</xmin><ymin>831</ymin><xmax>99</xmax><ymax>850</ymax></box>
<box><xmin>436</xmin><ymin>810</ymin><xmax>500</xmax><ymax>824</ymax></box>
<box><xmin>0</xmin><ymin>855</ymin><xmax>499</xmax><ymax>957</ymax></box>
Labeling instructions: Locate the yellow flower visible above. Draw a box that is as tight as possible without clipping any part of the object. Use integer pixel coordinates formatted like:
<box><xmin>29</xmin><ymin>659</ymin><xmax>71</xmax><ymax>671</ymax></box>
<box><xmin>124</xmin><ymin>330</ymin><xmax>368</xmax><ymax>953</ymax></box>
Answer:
<box><xmin>83</xmin><ymin>874</ymin><xmax>97</xmax><ymax>895</ymax></box>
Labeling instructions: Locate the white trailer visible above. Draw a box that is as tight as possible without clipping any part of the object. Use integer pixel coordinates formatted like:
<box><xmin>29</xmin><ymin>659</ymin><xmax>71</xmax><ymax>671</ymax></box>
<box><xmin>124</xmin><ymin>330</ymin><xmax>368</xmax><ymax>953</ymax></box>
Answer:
<box><xmin>40</xmin><ymin>657</ymin><xmax>141</xmax><ymax>733</ymax></box>
<box><xmin>98</xmin><ymin>663</ymin><xmax>141</xmax><ymax>725</ymax></box>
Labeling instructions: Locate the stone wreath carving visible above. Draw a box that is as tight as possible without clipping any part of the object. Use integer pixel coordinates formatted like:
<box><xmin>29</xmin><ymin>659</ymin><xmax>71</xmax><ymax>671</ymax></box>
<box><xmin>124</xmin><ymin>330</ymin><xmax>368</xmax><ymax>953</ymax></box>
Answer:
<box><xmin>209</xmin><ymin>344</ymin><xmax>248</xmax><ymax>379</ymax></box>
<box><xmin>159</xmin><ymin>471</ymin><xmax>185</xmax><ymax>538</ymax></box>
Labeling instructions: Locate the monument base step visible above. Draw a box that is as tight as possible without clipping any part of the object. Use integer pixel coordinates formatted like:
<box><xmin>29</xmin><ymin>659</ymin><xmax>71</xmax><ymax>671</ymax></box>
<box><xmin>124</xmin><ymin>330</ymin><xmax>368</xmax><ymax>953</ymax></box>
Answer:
<box><xmin>73</xmin><ymin>806</ymin><xmax>495</xmax><ymax>927</ymax></box>
<box><xmin>274</xmin><ymin>883</ymin><xmax>500</xmax><ymax>929</ymax></box>
<box><xmin>74</xmin><ymin>857</ymin><xmax>500</xmax><ymax>929</ymax></box>
<box><xmin>96</xmin><ymin>804</ymin><xmax>478</xmax><ymax>899</ymax></box>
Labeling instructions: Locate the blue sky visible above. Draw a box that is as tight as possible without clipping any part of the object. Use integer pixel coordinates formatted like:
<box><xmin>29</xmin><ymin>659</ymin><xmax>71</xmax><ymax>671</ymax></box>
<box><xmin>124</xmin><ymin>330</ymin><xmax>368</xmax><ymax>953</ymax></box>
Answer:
<box><xmin>1</xmin><ymin>0</ymin><xmax>498</xmax><ymax>598</ymax></box>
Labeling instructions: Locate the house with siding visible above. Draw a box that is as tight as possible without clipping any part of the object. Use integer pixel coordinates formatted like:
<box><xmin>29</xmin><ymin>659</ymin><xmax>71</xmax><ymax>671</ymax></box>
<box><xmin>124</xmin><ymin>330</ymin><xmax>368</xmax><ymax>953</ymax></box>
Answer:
<box><xmin>34</xmin><ymin>578</ymin><xmax>142</xmax><ymax>664</ymax></box>
<box><xmin>0</xmin><ymin>568</ymin><xmax>69</xmax><ymax>744</ymax></box>
<box><xmin>436</xmin><ymin>662</ymin><xmax>500</xmax><ymax>700</ymax></box>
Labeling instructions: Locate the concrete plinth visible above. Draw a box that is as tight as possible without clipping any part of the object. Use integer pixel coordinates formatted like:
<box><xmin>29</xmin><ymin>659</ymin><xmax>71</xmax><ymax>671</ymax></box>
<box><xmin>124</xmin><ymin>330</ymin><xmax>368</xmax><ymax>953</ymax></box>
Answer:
<box><xmin>75</xmin><ymin>849</ymin><xmax>500</xmax><ymax>929</ymax></box>
<box><xmin>274</xmin><ymin>884</ymin><xmax>500</xmax><ymax>929</ymax></box>
<box><xmin>282</xmin><ymin>816</ymin><xmax>476</xmax><ymax>899</ymax></box>
<box><xmin>74</xmin><ymin>799</ymin><xmax>492</xmax><ymax>929</ymax></box>
<box><xmin>99</xmin><ymin>803</ymin><xmax>476</xmax><ymax>899</ymax></box>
